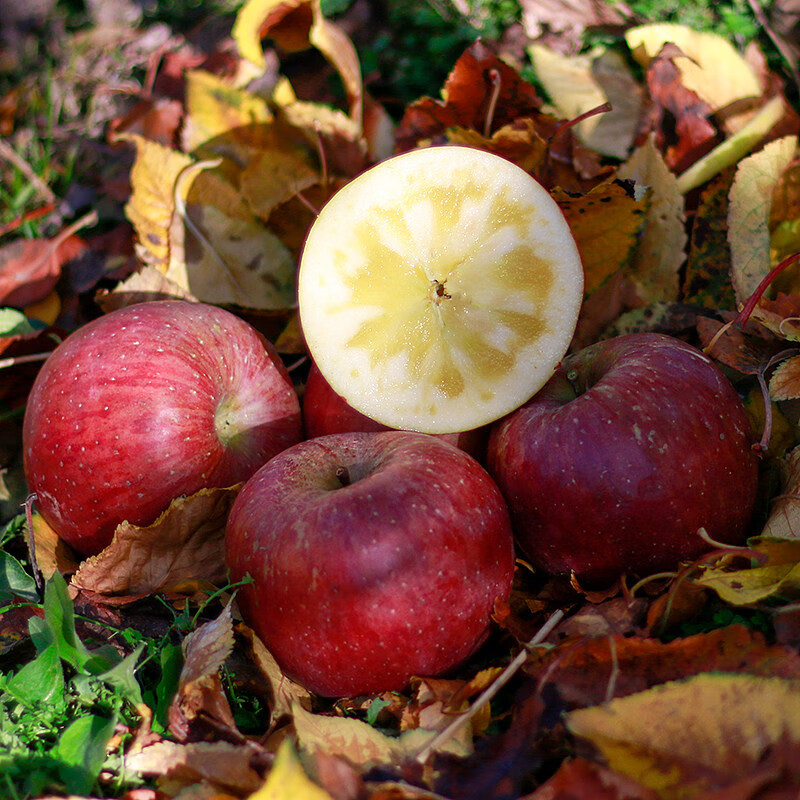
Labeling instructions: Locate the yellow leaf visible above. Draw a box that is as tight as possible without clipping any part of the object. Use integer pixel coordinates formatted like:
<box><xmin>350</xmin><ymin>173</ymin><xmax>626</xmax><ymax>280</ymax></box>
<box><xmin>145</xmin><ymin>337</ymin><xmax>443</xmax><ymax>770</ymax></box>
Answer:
<box><xmin>292</xmin><ymin>701</ymin><xmax>400</xmax><ymax>769</ymax></box>
<box><xmin>240</xmin><ymin>149</ymin><xmax>319</xmax><ymax>218</ymax></box>
<box><xmin>247</xmin><ymin>739</ymin><xmax>333</xmax><ymax>800</ymax></box>
<box><xmin>729</xmin><ymin>136</ymin><xmax>798</xmax><ymax>305</ymax></box>
<box><xmin>529</xmin><ymin>44</ymin><xmax>641</xmax><ymax>159</ymax></box>
<box><xmin>618</xmin><ymin>135</ymin><xmax>686</xmax><ymax>304</ymax></box>
<box><xmin>232</xmin><ymin>0</ymin><xmax>362</xmax><ymax>125</ymax></box>
<box><xmin>183</xmin><ymin>69</ymin><xmax>275</xmax><ymax>158</ymax></box>
<box><xmin>122</xmin><ymin>134</ymin><xmax>194</xmax><ymax>269</ymax></box>
<box><xmin>568</xmin><ymin>673</ymin><xmax>800</xmax><ymax>800</ymax></box>
<box><xmin>555</xmin><ymin>181</ymin><xmax>646</xmax><ymax>296</ymax></box>
<box><xmin>625</xmin><ymin>24</ymin><xmax>761</xmax><ymax>121</ymax></box>
<box><xmin>695</xmin><ymin>537</ymin><xmax>800</xmax><ymax>604</ymax></box>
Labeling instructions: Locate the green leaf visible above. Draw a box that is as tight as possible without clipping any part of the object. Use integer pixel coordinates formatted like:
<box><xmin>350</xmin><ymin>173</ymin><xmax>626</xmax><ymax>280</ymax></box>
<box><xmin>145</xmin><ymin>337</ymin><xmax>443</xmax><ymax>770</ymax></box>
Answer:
<box><xmin>6</xmin><ymin>643</ymin><xmax>66</xmax><ymax>710</ymax></box>
<box><xmin>96</xmin><ymin>642</ymin><xmax>146</xmax><ymax>708</ymax></box>
<box><xmin>55</xmin><ymin>714</ymin><xmax>116</xmax><ymax>796</ymax></box>
<box><xmin>0</xmin><ymin>548</ymin><xmax>38</xmax><ymax>604</ymax></box>
<box><xmin>0</xmin><ymin>308</ymin><xmax>37</xmax><ymax>336</ymax></box>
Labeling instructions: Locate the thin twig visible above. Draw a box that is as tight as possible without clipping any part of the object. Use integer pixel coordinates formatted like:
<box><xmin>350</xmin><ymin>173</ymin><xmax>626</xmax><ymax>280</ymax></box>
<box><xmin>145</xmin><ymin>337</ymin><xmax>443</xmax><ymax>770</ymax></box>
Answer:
<box><xmin>414</xmin><ymin>608</ymin><xmax>565</xmax><ymax>764</ymax></box>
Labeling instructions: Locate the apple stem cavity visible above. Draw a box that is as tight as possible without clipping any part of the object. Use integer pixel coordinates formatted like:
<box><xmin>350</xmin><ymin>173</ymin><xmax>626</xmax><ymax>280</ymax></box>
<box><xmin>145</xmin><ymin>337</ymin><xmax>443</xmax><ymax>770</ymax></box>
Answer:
<box><xmin>335</xmin><ymin>465</ymin><xmax>351</xmax><ymax>487</ymax></box>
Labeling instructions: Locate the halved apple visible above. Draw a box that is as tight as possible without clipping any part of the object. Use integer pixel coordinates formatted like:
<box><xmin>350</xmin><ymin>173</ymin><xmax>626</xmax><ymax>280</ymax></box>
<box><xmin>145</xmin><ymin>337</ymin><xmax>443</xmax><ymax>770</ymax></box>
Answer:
<box><xmin>298</xmin><ymin>145</ymin><xmax>584</xmax><ymax>434</ymax></box>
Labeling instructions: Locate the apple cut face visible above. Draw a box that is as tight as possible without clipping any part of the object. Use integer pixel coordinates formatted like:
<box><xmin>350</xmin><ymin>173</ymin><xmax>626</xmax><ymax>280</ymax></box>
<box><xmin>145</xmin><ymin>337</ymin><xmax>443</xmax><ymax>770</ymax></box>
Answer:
<box><xmin>298</xmin><ymin>145</ymin><xmax>584</xmax><ymax>434</ymax></box>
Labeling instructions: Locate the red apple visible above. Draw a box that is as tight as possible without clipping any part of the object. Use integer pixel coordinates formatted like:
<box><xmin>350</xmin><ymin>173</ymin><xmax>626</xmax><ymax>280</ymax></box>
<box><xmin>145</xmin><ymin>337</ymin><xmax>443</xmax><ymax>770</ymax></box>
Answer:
<box><xmin>487</xmin><ymin>332</ymin><xmax>759</xmax><ymax>585</ymax></box>
<box><xmin>303</xmin><ymin>361</ymin><xmax>489</xmax><ymax>461</ymax></box>
<box><xmin>23</xmin><ymin>300</ymin><xmax>302</xmax><ymax>556</ymax></box>
<box><xmin>225</xmin><ymin>430</ymin><xmax>515</xmax><ymax>697</ymax></box>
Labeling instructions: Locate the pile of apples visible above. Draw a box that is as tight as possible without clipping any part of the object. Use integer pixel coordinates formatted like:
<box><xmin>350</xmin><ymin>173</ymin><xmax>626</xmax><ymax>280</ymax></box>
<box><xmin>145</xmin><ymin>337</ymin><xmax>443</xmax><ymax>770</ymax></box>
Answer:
<box><xmin>22</xmin><ymin>147</ymin><xmax>759</xmax><ymax>698</ymax></box>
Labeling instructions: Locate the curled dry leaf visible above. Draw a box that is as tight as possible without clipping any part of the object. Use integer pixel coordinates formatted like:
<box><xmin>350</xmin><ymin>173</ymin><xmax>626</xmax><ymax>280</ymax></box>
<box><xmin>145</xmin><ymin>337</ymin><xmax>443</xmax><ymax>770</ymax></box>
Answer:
<box><xmin>567</xmin><ymin>673</ymin><xmax>800</xmax><ymax>799</ymax></box>
<box><xmin>70</xmin><ymin>486</ymin><xmax>240</xmax><ymax>599</ymax></box>
<box><xmin>95</xmin><ymin>265</ymin><xmax>199</xmax><ymax>313</ymax></box>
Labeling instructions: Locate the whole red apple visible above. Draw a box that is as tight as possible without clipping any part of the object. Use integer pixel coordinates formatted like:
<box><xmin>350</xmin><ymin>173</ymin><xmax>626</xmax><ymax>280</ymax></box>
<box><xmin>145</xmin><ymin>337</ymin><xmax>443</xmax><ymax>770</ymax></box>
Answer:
<box><xmin>487</xmin><ymin>333</ymin><xmax>759</xmax><ymax>585</ymax></box>
<box><xmin>23</xmin><ymin>300</ymin><xmax>302</xmax><ymax>556</ymax></box>
<box><xmin>225</xmin><ymin>430</ymin><xmax>514</xmax><ymax>697</ymax></box>
<box><xmin>303</xmin><ymin>361</ymin><xmax>489</xmax><ymax>461</ymax></box>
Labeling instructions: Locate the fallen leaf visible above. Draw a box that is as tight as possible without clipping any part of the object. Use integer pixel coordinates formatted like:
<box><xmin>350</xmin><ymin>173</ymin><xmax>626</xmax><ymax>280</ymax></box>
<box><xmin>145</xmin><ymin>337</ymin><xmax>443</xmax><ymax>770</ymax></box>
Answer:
<box><xmin>122</xmin><ymin>134</ymin><xmax>195</xmax><ymax>270</ymax></box>
<box><xmin>69</xmin><ymin>486</ymin><xmax>240</xmax><ymax>599</ymax></box>
<box><xmin>769</xmin><ymin>353</ymin><xmax>800</xmax><ymax>399</ymax></box>
<box><xmin>95</xmin><ymin>265</ymin><xmax>199</xmax><ymax>312</ymax></box>
<box><xmin>126</xmin><ymin>739</ymin><xmax>264</xmax><ymax>796</ymax></box>
<box><xmin>567</xmin><ymin>673</ymin><xmax>800</xmax><ymax>799</ymax></box>
<box><xmin>169</xmin><ymin>602</ymin><xmax>239</xmax><ymax>743</ymax></box>
<box><xmin>239</xmin><ymin>623</ymin><xmax>311</xmax><ymax>729</ymax></box>
<box><xmin>395</xmin><ymin>40</ymin><xmax>543</xmax><ymax>153</ymax></box>
<box><xmin>30</xmin><ymin>511</ymin><xmax>81</xmax><ymax>580</ymax></box>
<box><xmin>641</xmin><ymin>43</ymin><xmax>718</xmax><ymax>172</ymax></box>
<box><xmin>240</xmin><ymin>148</ymin><xmax>319</xmax><ymax>218</ymax></box>
<box><xmin>695</xmin><ymin>314</ymin><xmax>786</xmax><ymax>373</ymax></box>
<box><xmin>750</xmin><ymin>291</ymin><xmax>800</xmax><ymax>340</ymax></box>
<box><xmin>625</xmin><ymin>24</ymin><xmax>762</xmax><ymax>122</ymax></box>
<box><xmin>682</xmin><ymin>167</ymin><xmax>737</xmax><ymax>308</ymax></box>
<box><xmin>554</xmin><ymin>180</ymin><xmax>646</xmax><ymax>295</ymax></box>
<box><xmin>617</xmin><ymin>135</ymin><xmax>686</xmax><ymax>303</ymax></box>
<box><xmin>247</xmin><ymin>739</ymin><xmax>333</xmax><ymax>800</ymax></box>
<box><xmin>525</xmin><ymin>757</ymin><xmax>659</xmax><ymax>800</ymax></box>
<box><xmin>696</xmin><ymin>537</ymin><xmax>800</xmax><ymax>603</ymax></box>
<box><xmin>520</xmin><ymin>0</ymin><xmax>630</xmax><ymax>49</ymax></box>
<box><xmin>525</xmin><ymin>624</ymin><xmax>800</xmax><ymax>709</ymax></box>
<box><xmin>729</xmin><ymin>135</ymin><xmax>798</xmax><ymax>305</ymax></box>
<box><xmin>0</xmin><ymin>234</ymin><xmax>87</xmax><ymax>307</ymax></box>
<box><xmin>529</xmin><ymin>44</ymin><xmax>641</xmax><ymax>159</ymax></box>
<box><xmin>182</xmin><ymin>69</ymin><xmax>276</xmax><ymax>162</ymax></box>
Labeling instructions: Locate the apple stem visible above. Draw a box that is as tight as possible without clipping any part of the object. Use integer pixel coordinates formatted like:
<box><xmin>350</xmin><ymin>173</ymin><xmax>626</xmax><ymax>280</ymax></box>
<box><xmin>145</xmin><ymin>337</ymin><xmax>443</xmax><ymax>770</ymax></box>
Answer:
<box><xmin>551</xmin><ymin>101</ymin><xmax>612</xmax><ymax>143</ymax></box>
<box><xmin>413</xmin><ymin>608</ymin><xmax>565</xmax><ymax>764</ymax></box>
<box><xmin>313</xmin><ymin>119</ymin><xmax>329</xmax><ymax>189</ymax></box>
<box><xmin>294</xmin><ymin>190</ymin><xmax>320</xmax><ymax>216</ymax></box>
<box><xmin>335</xmin><ymin>466</ymin><xmax>351</xmax><ymax>487</ymax></box>
<box><xmin>0</xmin><ymin>351</ymin><xmax>53</xmax><ymax>370</ymax></box>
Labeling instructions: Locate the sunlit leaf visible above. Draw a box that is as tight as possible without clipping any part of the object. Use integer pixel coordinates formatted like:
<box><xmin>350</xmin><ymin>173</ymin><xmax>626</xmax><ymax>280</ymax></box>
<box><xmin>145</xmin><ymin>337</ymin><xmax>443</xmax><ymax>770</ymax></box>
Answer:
<box><xmin>70</xmin><ymin>486</ymin><xmax>240</xmax><ymax>599</ymax></box>
<box><xmin>568</xmin><ymin>673</ymin><xmax>800</xmax><ymax>799</ymax></box>
<box><xmin>625</xmin><ymin>24</ymin><xmax>762</xmax><ymax>119</ymax></box>
<box><xmin>55</xmin><ymin>714</ymin><xmax>116</xmax><ymax>796</ymax></box>
<box><xmin>729</xmin><ymin>135</ymin><xmax>798</xmax><ymax>305</ymax></box>
<box><xmin>529</xmin><ymin>44</ymin><xmax>641</xmax><ymax>159</ymax></box>
<box><xmin>247</xmin><ymin>739</ymin><xmax>333</xmax><ymax>800</ymax></box>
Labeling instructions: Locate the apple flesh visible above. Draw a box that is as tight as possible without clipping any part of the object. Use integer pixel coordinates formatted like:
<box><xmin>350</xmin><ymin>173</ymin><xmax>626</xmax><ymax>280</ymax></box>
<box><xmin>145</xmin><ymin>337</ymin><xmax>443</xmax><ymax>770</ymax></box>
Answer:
<box><xmin>23</xmin><ymin>300</ymin><xmax>302</xmax><ymax>556</ymax></box>
<box><xmin>487</xmin><ymin>333</ymin><xmax>759</xmax><ymax>585</ymax></box>
<box><xmin>303</xmin><ymin>361</ymin><xmax>489</xmax><ymax>461</ymax></box>
<box><xmin>225</xmin><ymin>431</ymin><xmax>515</xmax><ymax>697</ymax></box>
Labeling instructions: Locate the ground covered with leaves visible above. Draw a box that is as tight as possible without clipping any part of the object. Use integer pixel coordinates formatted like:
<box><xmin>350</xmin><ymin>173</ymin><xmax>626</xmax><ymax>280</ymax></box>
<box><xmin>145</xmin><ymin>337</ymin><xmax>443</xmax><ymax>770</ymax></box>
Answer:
<box><xmin>3</xmin><ymin>1</ymin><xmax>800</xmax><ymax>799</ymax></box>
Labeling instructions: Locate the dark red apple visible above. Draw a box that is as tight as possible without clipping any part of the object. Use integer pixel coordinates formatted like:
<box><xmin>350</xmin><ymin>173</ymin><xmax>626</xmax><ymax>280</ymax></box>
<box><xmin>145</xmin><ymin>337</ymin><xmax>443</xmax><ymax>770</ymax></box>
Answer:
<box><xmin>487</xmin><ymin>332</ymin><xmax>759</xmax><ymax>585</ymax></box>
<box><xmin>23</xmin><ymin>300</ymin><xmax>302</xmax><ymax>556</ymax></box>
<box><xmin>303</xmin><ymin>361</ymin><xmax>489</xmax><ymax>461</ymax></box>
<box><xmin>225</xmin><ymin>430</ymin><xmax>514</xmax><ymax>697</ymax></box>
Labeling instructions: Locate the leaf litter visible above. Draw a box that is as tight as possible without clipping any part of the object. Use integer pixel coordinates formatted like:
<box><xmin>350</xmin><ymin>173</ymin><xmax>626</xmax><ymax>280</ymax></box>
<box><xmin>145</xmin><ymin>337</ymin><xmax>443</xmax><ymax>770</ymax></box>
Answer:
<box><xmin>3</xmin><ymin>1</ymin><xmax>800</xmax><ymax>798</ymax></box>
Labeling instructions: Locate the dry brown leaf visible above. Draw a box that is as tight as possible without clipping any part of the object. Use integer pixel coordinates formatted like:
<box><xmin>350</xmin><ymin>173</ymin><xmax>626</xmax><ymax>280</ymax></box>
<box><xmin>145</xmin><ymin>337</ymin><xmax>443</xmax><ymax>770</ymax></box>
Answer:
<box><xmin>30</xmin><ymin>511</ymin><xmax>81</xmax><ymax>580</ymax></box>
<box><xmin>126</xmin><ymin>739</ymin><xmax>264</xmax><ymax>796</ymax></box>
<box><xmin>240</xmin><ymin>148</ymin><xmax>319</xmax><ymax>218</ymax></box>
<box><xmin>95</xmin><ymin>265</ymin><xmax>199</xmax><ymax>312</ymax></box>
<box><xmin>761</xmin><ymin>447</ymin><xmax>800</xmax><ymax>539</ymax></box>
<box><xmin>239</xmin><ymin>623</ymin><xmax>311</xmax><ymax>729</ymax></box>
<box><xmin>525</xmin><ymin>756</ymin><xmax>659</xmax><ymax>800</ymax></box>
<box><xmin>69</xmin><ymin>486</ymin><xmax>240</xmax><ymax>598</ymax></box>
<box><xmin>567</xmin><ymin>673</ymin><xmax>800</xmax><ymax>799</ymax></box>
<box><xmin>520</xmin><ymin>0</ymin><xmax>630</xmax><ymax>49</ymax></box>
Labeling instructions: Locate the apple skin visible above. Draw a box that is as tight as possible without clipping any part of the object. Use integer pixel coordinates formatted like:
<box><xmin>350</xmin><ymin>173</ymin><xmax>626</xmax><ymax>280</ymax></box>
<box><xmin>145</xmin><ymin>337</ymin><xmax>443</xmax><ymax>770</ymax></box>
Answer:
<box><xmin>225</xmin><ymin>430</ymin><xmax>515</xmax><ymax>697</ymax></box>
<box><xmin>303</xmin><ymin>361</ymin><xmax>489</xmax><ymax>461</ymax></box>
<box><xmin>23</xmin><ymin>300</ymin><xmax>302</xmax><ymax>556</ymax></box>
<box><xmin>487</xmin><ymin>332</ymin><xmax>759</xmax><ymax>585</ymax></box>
